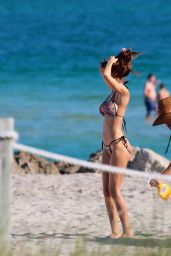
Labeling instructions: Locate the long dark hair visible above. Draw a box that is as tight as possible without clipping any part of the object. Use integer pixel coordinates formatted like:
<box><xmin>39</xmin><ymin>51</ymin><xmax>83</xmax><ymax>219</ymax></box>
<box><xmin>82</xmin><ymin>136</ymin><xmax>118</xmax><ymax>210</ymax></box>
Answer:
<box><xmin>100</xmin><ymin>49</ymin><xmax>141</xmax><ymax>78</ymax></box>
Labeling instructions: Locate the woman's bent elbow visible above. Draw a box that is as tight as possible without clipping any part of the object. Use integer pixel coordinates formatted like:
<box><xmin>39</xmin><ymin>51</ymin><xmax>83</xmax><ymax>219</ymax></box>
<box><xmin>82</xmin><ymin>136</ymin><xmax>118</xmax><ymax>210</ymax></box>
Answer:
<box><xmin>103</xmin><ymin>72</ymin><xmax>110</xmax><ymax>79</ymax></box>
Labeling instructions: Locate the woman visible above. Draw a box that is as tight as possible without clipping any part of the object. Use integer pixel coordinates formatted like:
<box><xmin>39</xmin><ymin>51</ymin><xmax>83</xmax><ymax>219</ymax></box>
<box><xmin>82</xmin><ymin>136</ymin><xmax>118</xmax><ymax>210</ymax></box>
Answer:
<box><xmin>99</xmin><ymin>48</ymin><xmax>141</xmax><ymax>238</ymax></box>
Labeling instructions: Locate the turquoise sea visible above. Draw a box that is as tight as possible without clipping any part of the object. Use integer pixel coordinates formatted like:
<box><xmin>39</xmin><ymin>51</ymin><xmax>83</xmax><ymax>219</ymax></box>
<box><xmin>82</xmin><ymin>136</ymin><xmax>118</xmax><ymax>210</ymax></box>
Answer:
<box><xmin>0</xmin><ymin>0</ymin><xmax>171</xmax><ymax>159</ymax></box>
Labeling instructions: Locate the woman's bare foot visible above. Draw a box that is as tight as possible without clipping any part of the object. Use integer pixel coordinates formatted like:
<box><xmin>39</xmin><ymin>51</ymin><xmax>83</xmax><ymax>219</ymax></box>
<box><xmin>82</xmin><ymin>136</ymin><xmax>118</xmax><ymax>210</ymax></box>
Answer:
<box><xmin>120</xmin><ymin>230</ymin><xmax>135</xmax><ymax>238</ymax></box>
<box><xmin>106</xmin><ymin>233</ymin><xmax>121</xmax><ymax>239</ymax></box>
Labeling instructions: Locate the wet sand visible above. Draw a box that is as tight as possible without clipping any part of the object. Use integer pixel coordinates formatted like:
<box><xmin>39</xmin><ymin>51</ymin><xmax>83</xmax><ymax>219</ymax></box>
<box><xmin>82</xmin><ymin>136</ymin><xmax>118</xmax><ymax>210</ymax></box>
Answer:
<box><xmin>11</xmin><ymin>173</ymin><xmax>171</xmax><ymax>255</ymax></box>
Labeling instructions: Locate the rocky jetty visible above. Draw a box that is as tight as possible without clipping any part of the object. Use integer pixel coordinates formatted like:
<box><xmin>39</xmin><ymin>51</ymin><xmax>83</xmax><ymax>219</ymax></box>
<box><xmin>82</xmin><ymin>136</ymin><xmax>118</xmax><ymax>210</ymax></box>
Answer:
<box><xmin>14</xmin><ymin>151</ymin><xmax>59</xmax><ymax>175</ymax></box>
<box><xmin>13</xmin><ymin>146</ymin><xmax>170</xmax><ymax>175</ymax></box>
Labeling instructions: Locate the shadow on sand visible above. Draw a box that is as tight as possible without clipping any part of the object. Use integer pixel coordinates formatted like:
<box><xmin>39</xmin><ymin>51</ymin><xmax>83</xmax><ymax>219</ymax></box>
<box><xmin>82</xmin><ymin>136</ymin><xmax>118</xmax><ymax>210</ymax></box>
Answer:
<box><xmin>11</xmin><ymin>232</ymin><xmax>171</xmax><ymax>249</ymax></box>
<box><xmin>88</xmin><ymin>235</ymin><xmax>171</xmax><ymax>249</ymax></box>
<box><xmin>11</xmin><ymin>232</ymin><xmax>89</xmax><ymax>240</ymax></box>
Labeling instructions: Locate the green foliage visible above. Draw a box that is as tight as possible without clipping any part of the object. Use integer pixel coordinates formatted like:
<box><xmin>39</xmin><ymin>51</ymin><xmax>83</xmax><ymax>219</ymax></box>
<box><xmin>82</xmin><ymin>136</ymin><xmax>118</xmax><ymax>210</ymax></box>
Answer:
<box><xmin>0</xmin><ymin>236</ymin><xmax>170</xmax><ymax>256</ymax></box>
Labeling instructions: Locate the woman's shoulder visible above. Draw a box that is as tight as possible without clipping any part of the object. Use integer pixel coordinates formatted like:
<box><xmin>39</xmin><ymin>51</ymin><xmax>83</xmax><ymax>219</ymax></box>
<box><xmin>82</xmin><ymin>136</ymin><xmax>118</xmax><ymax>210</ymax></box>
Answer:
<box><xmin>122</xmin><ymin>83</ymin><xmax>130</xmax><ymax>97</ymax></box>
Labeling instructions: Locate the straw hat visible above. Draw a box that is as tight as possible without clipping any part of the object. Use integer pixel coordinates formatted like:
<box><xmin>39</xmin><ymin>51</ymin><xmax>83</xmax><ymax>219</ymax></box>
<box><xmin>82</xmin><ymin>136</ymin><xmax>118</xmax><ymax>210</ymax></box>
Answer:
<box><xmin>153</xmin><ymin>96</ymin><xmax>171</xmax><ymax>126</ymax></box>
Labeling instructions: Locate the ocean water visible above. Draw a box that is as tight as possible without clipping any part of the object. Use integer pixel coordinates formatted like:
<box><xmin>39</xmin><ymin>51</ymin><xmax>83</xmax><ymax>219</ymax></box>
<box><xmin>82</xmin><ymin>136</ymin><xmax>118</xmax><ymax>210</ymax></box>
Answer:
<box><xmin>0</xmin><ymin>0</ymin><xmax>171</xmax><ymax>159</ymax></box>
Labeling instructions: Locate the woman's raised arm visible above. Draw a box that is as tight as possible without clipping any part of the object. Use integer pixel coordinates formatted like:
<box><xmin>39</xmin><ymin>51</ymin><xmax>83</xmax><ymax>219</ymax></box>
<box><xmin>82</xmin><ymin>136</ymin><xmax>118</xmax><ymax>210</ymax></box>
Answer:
<box><xmin>103</xmin><ymin>56</ymin><xmax>129</xmax><ymax>96</ymax></box>
<box><xmin>99</xmin><ymin>66</ymin><xmax>114</xmax><ymax>91</ymax></box>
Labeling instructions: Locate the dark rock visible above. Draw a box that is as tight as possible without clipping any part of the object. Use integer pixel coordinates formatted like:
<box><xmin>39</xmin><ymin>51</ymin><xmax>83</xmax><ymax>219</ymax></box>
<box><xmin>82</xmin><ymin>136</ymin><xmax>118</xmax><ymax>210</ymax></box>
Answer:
<box><xmin>55</xmin><ymin>162</ymin><xmax>81</xmax><ymax>174</ymax></box>
<box><xmin>14</xmin><ymin>151</ymin><xmax>59</xmax><ymax>175</ymax></box>
<box><xmin>54</xmin><ymin>161</ymin><xmax>95</xmax><ymax>174</ymax></box>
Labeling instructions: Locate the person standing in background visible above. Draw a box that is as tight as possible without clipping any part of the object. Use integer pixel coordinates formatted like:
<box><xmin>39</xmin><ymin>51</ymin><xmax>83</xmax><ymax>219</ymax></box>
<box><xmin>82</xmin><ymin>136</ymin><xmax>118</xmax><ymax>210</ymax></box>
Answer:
<box><xmin>144</xmin><ymin>74</ymin><xmax>157</xmax><ymax>120</ymax></box>
<box><xmin>157</xmin><ymin>83</ymin><xmax>170</xmax><ymax>102</ymax></box>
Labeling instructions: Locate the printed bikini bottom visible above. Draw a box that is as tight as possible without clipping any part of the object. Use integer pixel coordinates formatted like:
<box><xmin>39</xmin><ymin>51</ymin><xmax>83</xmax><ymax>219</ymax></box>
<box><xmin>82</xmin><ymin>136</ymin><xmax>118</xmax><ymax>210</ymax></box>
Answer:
<box><xmin>102</xmin><ymin>135</ymin><xmax>131</xmax><ymax>154</ymax></box>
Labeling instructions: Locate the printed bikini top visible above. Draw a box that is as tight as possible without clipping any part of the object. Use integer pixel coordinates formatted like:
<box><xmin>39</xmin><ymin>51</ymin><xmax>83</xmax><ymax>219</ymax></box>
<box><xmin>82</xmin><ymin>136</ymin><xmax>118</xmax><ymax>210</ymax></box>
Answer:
<box><xmin>99</xmin><ymin>91</ymin><xmax>127</xmax><ymax>133</ymax></box>
<box><xmin>99</xmin><ymin>91</ymin><xmax>117</xmax><ymax>116</ymax></box>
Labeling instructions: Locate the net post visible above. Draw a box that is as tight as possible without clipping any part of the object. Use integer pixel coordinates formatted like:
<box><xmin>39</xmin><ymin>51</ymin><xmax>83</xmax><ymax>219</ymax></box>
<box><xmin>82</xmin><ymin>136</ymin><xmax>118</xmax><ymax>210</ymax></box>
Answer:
<box><xmin>0</xmin><ymin>118</ymin><xmax>18</xmax><ymax>255</ymax></box>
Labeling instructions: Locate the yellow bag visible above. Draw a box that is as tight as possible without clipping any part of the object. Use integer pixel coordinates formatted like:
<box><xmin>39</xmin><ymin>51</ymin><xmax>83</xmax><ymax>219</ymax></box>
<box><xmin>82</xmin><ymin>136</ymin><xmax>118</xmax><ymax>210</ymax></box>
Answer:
<box><xmin>157</xmin><ymin>183</ymin><xmax>171</xmax><ymax>200</ymax></box>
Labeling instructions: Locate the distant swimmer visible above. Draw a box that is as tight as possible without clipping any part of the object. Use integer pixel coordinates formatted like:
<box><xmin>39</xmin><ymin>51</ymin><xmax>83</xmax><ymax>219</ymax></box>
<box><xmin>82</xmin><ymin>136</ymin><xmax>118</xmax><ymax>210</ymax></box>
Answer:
<box><xmin>157</xmin><ymin>83</ymin><xmax>170</xmax><ymax>102</ymax></box>
<box><xmin>144</xmin><ymin>73</ymin><xmax>157</xmax><ymax>120</ymax></box>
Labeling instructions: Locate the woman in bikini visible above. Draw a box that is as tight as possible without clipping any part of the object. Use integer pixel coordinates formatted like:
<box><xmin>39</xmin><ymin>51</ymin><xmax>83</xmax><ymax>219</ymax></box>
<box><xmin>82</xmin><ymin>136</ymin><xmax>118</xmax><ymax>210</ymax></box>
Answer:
<box><xmin>99</xmin><ymin>48</ymin><xmax>141</xmax><ymax>238</ymax></box>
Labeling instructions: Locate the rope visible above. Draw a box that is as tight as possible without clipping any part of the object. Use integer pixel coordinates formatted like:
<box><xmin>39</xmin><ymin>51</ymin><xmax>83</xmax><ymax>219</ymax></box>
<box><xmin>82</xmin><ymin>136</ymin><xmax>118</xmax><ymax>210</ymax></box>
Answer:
<box><xmin>0</xmin><ymin>131</ymin><xmax>19</xmax><ymax>141</ymax></box>
<box><xmin>14</xmin><ymin>143</ymin><xmax>171</xmax><ymax>181</ymax></box>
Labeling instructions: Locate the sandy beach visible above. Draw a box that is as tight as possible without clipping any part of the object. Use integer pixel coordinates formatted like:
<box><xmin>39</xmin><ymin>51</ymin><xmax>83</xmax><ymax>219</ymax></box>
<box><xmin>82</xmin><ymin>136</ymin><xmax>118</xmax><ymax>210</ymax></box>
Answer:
<box><xmin>11</xmin><ymin>173</ymin><xmax>171</xmax><ymax>255</ymax></box>
<box><xmin>1</xmin><ymin>1</ymin><xmax>171</xmax><ymax>256</ymax></box>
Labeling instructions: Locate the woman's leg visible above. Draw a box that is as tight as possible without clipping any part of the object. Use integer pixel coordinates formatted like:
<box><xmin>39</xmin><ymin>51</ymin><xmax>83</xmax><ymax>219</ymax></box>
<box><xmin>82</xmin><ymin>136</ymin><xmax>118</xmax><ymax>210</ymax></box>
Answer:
<box><xmin>109</xmin><ymin>142</ymin><xmax>134</xmax><ymax>237</ymax></box>
<box><xmin>102</xmin><ymin>150</ymin><xmax>120</xmax><ymax>237</ymax></box>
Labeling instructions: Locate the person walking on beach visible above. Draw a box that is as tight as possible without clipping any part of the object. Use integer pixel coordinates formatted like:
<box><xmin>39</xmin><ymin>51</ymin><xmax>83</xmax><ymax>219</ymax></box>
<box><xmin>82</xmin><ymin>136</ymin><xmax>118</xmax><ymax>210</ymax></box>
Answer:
<box><xmin>150</xmin><ymin>97</ymin><xmax>171</xmax><ymax>187</ymax></box>
<box><xmin>157</xmin><ymin>83</ymin><xmax>170</xmax><ymax>102</ymax></box>
<box><xmin>144</xmin><ymin>74</ymin><xmax>157</xmax><ymax>119</ymax></box>
<box><xmin>99</xmin><ymin>48</ymin><xmax>141</xmax><ymax>238</ymax></box>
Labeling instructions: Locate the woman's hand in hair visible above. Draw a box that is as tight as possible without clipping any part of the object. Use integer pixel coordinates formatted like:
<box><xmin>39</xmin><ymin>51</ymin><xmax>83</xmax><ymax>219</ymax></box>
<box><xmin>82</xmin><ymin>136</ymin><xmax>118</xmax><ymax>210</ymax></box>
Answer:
<box><xmin>107</xmin><ymin>56</ymin><xmax>118</xmax><ymax>65</ymax></box>
<box><xmin>103</xmin><ymin>56</ymin><xmax>118</xmax><ymax>77</ymax></box>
